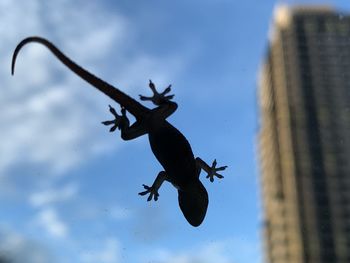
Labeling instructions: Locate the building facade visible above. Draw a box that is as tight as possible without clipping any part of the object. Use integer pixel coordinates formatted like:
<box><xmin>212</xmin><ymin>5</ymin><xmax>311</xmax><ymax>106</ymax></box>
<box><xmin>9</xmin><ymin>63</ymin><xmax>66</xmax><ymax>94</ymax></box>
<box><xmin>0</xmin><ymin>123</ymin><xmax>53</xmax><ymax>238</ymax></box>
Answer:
<box><xmin>258</xmin><ymin>6</ymin><xmax>350</xmax><ymax>263</ymax></box>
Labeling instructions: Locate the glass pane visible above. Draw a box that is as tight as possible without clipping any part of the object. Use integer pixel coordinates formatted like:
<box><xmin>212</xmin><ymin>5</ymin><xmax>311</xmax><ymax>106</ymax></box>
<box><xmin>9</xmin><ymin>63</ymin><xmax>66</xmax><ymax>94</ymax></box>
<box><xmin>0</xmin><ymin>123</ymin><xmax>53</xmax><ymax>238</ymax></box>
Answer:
<box><xmin>1</xmin><ymin>1</ymin><xmax>350</xmax><ymax>263</ymax></box>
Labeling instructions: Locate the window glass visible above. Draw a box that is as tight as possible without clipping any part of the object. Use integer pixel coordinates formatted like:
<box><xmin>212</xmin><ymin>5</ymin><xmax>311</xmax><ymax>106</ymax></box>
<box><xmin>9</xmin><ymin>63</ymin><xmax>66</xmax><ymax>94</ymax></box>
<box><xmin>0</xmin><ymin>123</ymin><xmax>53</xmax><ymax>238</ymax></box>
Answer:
<box><xmin>1</xmin><ymin>1</ymin><xmax>350</xmax><ymax>263</ymax></box>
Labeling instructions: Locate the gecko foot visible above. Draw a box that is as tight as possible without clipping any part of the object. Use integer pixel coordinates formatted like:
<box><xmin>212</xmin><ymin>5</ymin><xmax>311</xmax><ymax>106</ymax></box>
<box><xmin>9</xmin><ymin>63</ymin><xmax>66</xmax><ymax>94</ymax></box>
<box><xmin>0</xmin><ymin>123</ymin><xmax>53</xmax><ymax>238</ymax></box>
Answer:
<box><xmin>101</xmin><ymin>105</ymin><xmax>126</xmax><ymax>132</ymax></box>
<box><xmin>139</xmin><ymin>80</ymin><xmax>174</xmax><ymax>106</ymax></box>
<box><xmin>206</xmin><ymin>159</ymin><xmax>227</xmax><ymax>182</ymax></box>
<box><xmin>138</xmin><ymin>184</ymin><xmax>160</xmax><ymax>201</ymax></box>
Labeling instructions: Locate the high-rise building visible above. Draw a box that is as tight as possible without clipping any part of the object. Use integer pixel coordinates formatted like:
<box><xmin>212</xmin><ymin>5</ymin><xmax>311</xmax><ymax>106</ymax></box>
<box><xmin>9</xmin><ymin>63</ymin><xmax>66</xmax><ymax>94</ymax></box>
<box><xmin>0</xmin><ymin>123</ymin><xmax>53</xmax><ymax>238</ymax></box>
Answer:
<box><xmin>258</xmin><ymin>5</ymin><xmax>350</xmax><ymax>263</ymax></box>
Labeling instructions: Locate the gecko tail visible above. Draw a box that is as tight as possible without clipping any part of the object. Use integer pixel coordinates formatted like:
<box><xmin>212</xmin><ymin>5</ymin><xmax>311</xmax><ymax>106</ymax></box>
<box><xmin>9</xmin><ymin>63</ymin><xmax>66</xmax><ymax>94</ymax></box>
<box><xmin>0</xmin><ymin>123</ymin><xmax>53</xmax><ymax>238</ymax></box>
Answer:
<box><xmin>11</xmin><ymin>36</ymin><xmax>149</xmax><ymax>119</ymax></box>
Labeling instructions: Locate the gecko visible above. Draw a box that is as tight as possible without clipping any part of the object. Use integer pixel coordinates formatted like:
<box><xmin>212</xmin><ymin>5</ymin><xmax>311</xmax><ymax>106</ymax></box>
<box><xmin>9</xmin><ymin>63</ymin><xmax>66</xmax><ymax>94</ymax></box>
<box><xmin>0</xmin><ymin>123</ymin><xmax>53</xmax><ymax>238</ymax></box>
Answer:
<box><xmin>11</xmin><ymin>36</ymin><xmax>227</xmax><ymax>227</ymax></box>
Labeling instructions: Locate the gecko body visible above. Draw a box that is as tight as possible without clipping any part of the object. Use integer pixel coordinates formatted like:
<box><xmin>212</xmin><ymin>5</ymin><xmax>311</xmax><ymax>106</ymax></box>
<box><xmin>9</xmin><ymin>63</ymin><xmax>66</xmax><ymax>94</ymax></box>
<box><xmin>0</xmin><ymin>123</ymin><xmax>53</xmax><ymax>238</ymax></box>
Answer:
<box><xmin>12</xmin><ymin>37</ymin><xmax>227</xmax><ymax>226</ymax></box>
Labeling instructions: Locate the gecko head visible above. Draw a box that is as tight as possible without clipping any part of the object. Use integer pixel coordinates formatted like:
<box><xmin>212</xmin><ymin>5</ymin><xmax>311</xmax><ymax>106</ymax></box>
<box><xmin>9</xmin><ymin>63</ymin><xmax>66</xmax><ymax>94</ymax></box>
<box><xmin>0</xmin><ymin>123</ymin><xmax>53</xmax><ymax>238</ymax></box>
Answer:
<box><xmin>178</xmin><ymin>181</ymin><xmax>208</xmax><ymax>227</ymax></box>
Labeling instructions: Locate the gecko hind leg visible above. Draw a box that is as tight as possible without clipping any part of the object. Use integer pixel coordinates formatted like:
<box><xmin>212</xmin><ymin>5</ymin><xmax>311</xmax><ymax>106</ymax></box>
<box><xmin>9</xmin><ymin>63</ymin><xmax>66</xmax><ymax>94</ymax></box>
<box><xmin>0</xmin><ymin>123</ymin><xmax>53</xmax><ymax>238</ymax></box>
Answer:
<box><xmin>138</xmin><ymin>171</ymin><xmax>167</xmax><ymax>201</ymax></box>
<box><xmin>139</xmin><ymin>80</ymin><xmax>174</xmax><ymax>106</ymax></box>
<box><xmin>196</xmin><ymin>157</ymin><xmax>227</xmax><ymax>182</ymax></box>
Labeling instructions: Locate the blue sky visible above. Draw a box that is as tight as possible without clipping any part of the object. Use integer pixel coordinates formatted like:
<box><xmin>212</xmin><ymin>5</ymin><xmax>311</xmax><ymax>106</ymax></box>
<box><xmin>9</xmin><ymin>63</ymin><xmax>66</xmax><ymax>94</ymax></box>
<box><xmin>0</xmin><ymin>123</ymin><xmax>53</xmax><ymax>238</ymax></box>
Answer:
<box><xmin>1</xmin><ymin>0</ymin><xmax>350</xmax><ymax>262</ymax></box>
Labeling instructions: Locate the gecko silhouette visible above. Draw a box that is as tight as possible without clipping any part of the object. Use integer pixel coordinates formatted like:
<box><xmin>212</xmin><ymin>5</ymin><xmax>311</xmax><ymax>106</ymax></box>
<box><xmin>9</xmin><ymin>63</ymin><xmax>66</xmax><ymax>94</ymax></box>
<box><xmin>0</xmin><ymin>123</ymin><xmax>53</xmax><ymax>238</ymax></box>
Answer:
<box><xmin>11</xmin><ymin>36</ymin><xmax>227</xmax><ymax>227</ymax></box>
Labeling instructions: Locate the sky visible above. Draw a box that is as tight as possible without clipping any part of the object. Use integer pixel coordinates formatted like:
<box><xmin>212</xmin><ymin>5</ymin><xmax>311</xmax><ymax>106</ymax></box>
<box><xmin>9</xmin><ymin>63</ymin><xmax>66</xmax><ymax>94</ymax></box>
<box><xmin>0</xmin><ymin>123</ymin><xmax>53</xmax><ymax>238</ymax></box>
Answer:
<box><xmin>1</xmin><ymin>0</ymin><xmax>350</xmax><ymax>263</ymax></box>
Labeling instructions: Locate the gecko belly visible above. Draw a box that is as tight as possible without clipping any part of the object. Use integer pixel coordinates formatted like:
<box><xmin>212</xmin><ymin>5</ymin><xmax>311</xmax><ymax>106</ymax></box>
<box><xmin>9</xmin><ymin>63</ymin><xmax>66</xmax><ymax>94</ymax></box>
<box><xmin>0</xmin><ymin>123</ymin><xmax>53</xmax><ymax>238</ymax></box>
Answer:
<box><xmin>148</xmin><ymin>122</ymin><xmax>197</xmax><ymax>186</ymax></box>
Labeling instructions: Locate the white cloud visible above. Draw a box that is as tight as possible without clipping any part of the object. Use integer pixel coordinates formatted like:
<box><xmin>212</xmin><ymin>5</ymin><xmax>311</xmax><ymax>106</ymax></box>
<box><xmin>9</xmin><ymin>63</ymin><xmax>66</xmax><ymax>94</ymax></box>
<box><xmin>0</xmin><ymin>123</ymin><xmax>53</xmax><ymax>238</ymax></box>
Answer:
<box><xmin>0</xmin><ymin>0</ymin><xmax>125</xmax><ymax>178</ymax></box>
<box><xmin>29</xmin><ymin>182</ymin><xmax>78</xmax><ymax>207</ymax></box>
<box><xmin>0</xmin><ymin>225</ymin><xmax>54</xmax><ymax>263</ymax></box>
<box><xmin>63</xmin><ymin>199</ymin><xmax>133</xmax><ymax>222</ymax></box>
<box><xmin>152</xmin><ymin>243</ymin><xmax>232</xmax><ymax>263</ymax></box>
<box><xmin>0</xmin><ymin>0</ymin><xmax>188</xmax><ymax>258</ymax></box>
<box><xmin>0</xmin><ymin>0</ymin><xmax>185</xmax><ymax>181</ymax></box>
<box><xmin>148</xmin><ymin>238</ymin><xmax>260</xmax><ymax>263</ymax></box>
<box><xmin>35</xmin><ymin>207</ymin><xmax>68</xmax><ymax>238</ymax></box>
<box><xmin>133</xmin><ymin>205</ymin><xmax>170</xmax><ymax>243</ymax></box>
<box><xmin>109</xmin><ymin>205</ymin><xmax>133</xmax><ymax>220</ymax></box>
<box><xmin>80</xmin><ymin>238</ymin><xmax>121</xmax><ymax>263</ymax></box>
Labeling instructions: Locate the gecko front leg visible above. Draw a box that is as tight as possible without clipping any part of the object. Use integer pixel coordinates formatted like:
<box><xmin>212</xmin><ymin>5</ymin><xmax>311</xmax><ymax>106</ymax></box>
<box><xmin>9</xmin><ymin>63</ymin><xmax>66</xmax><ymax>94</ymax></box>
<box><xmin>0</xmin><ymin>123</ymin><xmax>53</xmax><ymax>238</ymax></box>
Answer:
<box><xmin>139</xmin><ymin>80</ymin><xmax>174</xmax><ymax>105</ymax></box>
<box><xmin>139</xmin><ymin>80</ymin><xmax>178</xmax><ymax>119</ymax></box>
<box><xmin>101</xmin><ymin>105</ymin><xmax>126</xmax><ymax>132</ymax></box>
<box><xmin>196</xmin><ymin>157</ymin><xmax>227</xmax><ymax>182</ymax></box>
<box><xmin>102</xmin><ymin>105</ymin><xmax>147</xmax><ymax>140</ymax></box>
<box><xmin>138</xmin><ymin>171</ymin><xmax>167</xmax><ymax>201</ymax></box>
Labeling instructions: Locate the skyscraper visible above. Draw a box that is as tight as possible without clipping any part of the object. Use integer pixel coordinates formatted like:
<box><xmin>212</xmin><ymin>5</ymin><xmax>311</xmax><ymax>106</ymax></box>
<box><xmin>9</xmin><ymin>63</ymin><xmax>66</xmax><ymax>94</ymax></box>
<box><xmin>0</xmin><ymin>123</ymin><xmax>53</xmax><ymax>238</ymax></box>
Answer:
<box><xmin>258</xmin><ymin>5</ymin><xmax>350</xmax><ymax>263</ymax></box>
